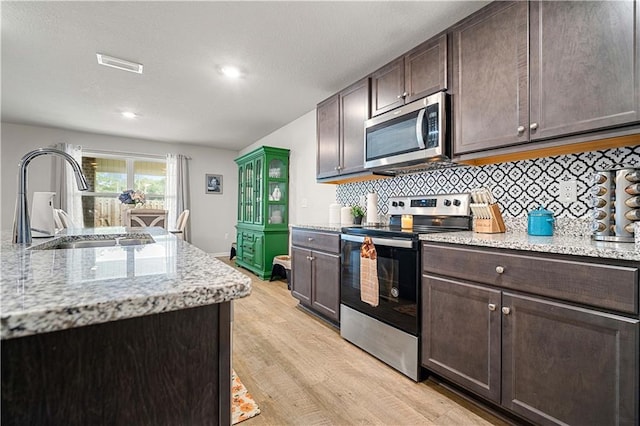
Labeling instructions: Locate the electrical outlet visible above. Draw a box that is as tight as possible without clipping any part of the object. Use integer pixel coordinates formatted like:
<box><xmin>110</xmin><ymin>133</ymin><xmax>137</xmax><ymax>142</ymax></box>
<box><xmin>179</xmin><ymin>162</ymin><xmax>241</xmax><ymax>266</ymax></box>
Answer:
<box><xmin>359</xmin><ymin>195</ymin><xmax>366</xmax><ymax>205</ymax></box>
<box><xmin>301</xmin><ymin>198</ymin><xmax>308</xmax><ymax>208</ymax></box>
<box><xmin>559</xmin><ymin>180</ymin><xmax>577</xmax><ymax>203</ymax></box>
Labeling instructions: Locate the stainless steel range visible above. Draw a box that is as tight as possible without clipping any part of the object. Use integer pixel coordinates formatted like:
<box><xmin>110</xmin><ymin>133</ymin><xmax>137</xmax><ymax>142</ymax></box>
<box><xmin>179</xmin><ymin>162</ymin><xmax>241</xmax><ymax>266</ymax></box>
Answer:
<box><xmin>340</xmin><ymin>193</ymin><xmax>471</xmax><ymax>381</ymax></box>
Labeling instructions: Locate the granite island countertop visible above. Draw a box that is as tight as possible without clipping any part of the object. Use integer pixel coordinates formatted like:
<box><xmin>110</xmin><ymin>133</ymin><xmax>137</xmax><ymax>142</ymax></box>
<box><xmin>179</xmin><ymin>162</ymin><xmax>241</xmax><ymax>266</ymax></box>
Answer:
<box><xmin>1</xmin><ymin>227</ymin><xmax>252</xmax><ymax>340</ymax></box>
<box><xmin>420</xmin><ymin>231</ymin><xmax>640</xmax><ymax>262</ymax></box>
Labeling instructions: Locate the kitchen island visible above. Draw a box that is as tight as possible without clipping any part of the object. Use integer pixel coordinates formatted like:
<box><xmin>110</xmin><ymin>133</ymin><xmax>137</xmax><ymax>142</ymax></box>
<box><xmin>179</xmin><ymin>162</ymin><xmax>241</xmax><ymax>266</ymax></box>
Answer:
<box><xmin>1</xmin><ymin>227</ymin><xmax>251</xmax><ymax>425</ymax></box>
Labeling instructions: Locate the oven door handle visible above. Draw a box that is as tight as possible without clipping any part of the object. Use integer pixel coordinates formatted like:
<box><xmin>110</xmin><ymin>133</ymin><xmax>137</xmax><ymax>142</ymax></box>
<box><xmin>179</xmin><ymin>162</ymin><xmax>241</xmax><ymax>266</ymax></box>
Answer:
<box><xmin>341</xmin><ymin>234</ymin><xmax>415</xmax><ymax>249</ymax></box>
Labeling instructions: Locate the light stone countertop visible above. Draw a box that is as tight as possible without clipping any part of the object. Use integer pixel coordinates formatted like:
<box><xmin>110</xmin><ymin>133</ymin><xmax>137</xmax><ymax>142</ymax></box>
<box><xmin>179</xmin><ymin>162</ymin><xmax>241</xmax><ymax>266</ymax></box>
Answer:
<box><xmin>291</xmin><ymin>223</ymin><xmax>344</xmax><ymax>233</ymax></box>
<box><xmin>1</xmin><ymin>227</ymin><xmax>251</xmax><ymax>340</ymax></box>
<box><xmin>420</xmin><ymin>231</ymin><xmax>640</xmax><ymax>262</ymax></box>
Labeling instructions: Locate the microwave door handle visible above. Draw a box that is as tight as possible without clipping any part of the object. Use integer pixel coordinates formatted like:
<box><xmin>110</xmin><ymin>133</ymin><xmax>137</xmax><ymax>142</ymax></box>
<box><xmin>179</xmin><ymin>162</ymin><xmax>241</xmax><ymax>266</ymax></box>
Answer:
<box><xmin>415</xmin><ymin>108</ymin><xmax>426</xmax><ymax>149</ymax></box>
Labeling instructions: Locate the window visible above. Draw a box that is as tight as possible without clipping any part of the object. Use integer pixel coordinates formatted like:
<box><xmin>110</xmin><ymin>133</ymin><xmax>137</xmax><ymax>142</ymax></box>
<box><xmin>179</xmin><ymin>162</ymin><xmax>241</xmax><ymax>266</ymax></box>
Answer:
<box><xmin>81</xmin><ymin>153</ymin><xmax>166</xmax><ymax>227</ymax></box>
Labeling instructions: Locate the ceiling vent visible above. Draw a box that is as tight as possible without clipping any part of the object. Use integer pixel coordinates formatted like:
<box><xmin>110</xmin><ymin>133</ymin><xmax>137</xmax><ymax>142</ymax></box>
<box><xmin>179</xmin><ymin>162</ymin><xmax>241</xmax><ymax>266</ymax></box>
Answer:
<box><xmin>96</xmin><ymin>53</ymin><xmax>143</xmax><ymax>74</ymax></box>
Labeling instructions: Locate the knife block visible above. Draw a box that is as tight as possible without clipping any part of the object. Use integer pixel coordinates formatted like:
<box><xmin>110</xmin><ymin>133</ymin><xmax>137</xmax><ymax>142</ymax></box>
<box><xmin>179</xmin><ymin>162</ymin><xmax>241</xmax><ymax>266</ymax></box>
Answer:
<box><xmin>474</xmin><ymin>203</ymin><xmax>506</xmax><ymax>234</ymax></box>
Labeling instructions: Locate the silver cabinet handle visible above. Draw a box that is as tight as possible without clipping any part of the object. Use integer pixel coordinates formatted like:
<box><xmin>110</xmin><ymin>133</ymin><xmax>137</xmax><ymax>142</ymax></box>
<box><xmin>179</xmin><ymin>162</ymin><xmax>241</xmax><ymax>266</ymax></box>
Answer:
<box><xmin>530</xmin><ymin>122</ymin><xmax>538</xmax><ymax>130</ymax></box>
<box><xmin>306</xmin><ymin>256</ymin><xmax>311</xmax><ymax>261</ymax></box>
<box><xmin>488</xmin><ymin>304</ymin><xmax>496</xmax><ymax>311</ymax></box>
<box><xmin>495</xmin><ymin>266</ymin><xmax>505</xmax><ymax>274</ymax></box>
<box><xmin>396</xmin><ymin>91</ymin><xmax>408</xmax><ymax>99</ymax></box>
<box><xmin>502</xmin><ymin>307</ymin><xmax>511</xmax><ymax>315</ymax></box>
<box><xmin>517</xmin><ymin>125</ymin><xmax>525</xmax><ymax>134</ymax></box>
<box><xmin>308</xmin><ymin>237</ymin><xmax>314</xmax><ymax>242</ymax></box>
<box><xmin>308</xmin><ymin>256</ymin><xmax>314</xmax><ymax>261</ymax></box>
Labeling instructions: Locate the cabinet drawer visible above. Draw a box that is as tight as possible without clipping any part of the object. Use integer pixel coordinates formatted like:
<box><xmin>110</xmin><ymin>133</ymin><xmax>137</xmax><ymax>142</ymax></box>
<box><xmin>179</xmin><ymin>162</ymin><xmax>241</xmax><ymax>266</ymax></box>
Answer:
<box><xmin>292</xmin><ymin>229</ymin><xmax>340</xmax><ymax>253</ymax></box>
<box><xmin>422</xmin><ymin>243</ymin><xmax>639</xmax><ymax>314</ymax></box>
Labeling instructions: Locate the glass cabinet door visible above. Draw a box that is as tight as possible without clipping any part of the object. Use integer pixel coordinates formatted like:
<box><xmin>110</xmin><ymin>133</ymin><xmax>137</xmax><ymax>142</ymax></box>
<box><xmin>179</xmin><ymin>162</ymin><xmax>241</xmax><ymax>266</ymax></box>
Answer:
<box><xmin>255</xmin><ymin>158</ymin><xmax>263</xmax><ymax>224</ymax></box>
<box><xmin>244</xmin><ymin>162</ymin><xmax>254</xmax><ymax>222</ymax></box>
<box><xmin>237</xmin><ymin>165</ymin><xmax>244</xmax><ymax>221</ymax></box>
<box><xmin>267</xmin><ymin>157</ymin><xmax>287</xmax><ymax>225</ymax></box>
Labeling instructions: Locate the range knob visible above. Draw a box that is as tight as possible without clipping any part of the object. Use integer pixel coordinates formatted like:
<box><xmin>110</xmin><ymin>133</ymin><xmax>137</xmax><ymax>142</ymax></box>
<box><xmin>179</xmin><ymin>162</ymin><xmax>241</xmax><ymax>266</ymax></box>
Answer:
<box><xmin>398</xmin><ymin>201</ymin><xmax>405</xmax><ymax>207</ymax></box>
<box><xmin>453</xmin><ymin>199</ymin><xmax>461</xmax><ymax>206</ymax></box>
<box><xmin>444</xmin><ymin>199</ymin><xmax>452</xmax><ymax>206</ymax></box>
<box><xmin>391</xmin><ymin>201</ymin><xmax>398</xmax><ymax>207</ymax></box>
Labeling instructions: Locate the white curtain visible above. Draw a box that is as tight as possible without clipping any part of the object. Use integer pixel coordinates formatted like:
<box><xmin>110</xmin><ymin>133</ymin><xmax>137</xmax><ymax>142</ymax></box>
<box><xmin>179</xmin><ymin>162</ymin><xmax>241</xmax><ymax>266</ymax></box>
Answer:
<box><xmin>165</xmin><ymin>154</ymin><xmax>191</xmax><ymax>242</ymax></box>
<box><xmin>52</xmin><ymin>143</ymin><xmax>83</xmax><ymax>227</ymax></box>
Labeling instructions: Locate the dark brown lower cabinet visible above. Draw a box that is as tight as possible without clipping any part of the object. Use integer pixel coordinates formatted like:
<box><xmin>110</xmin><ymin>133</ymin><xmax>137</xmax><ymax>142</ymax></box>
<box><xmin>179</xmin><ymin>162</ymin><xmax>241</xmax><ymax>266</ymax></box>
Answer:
<box><xmin>422</xmin><ymin>276</ymin><xmax>502</xmax><ymax>403</ymax></box>
<box><xmin>502</xmin><ymin>292</ymin><xmax>638</xmax><ymax>426</ymax></box>
<box><xmin>422</xmin><ymin>245</ymin><xmax>639</xmax><ymax>426</ymax></box>
<box><xmin>1</xmin><ymin>303</ymin><xmax>232</xmax><ymax>425</ymax></box>
<box><xmin>291</xmin><ymin>229</ymin><xmax>341</xmax><ymax>323</ymax></box>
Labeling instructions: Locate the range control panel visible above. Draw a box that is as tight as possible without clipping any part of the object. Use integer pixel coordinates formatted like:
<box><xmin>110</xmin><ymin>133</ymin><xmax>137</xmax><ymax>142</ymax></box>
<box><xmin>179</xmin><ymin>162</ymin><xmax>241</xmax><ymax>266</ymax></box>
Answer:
<box><xmin>388</xmin><ymin>193</ymin><xmax>471</xmax><ymax>217</ymax></box>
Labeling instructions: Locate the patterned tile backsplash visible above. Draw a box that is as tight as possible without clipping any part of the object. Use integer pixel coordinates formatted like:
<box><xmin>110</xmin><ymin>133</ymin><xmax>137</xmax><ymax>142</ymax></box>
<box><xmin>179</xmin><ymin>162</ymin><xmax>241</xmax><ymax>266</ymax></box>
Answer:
<box><xmin>336</xmin><ymin>145</ymin><xmax>640</xmax><ymax>218</ymax></box>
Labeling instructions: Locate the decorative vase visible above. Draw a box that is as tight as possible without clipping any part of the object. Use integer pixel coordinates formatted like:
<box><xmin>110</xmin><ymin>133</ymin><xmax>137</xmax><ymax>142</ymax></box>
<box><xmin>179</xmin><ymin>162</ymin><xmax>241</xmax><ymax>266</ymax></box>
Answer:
<box><xmin>272</xmin><ymin>186</ymin><xmax>281</xmax><ymax>201</ymax></box>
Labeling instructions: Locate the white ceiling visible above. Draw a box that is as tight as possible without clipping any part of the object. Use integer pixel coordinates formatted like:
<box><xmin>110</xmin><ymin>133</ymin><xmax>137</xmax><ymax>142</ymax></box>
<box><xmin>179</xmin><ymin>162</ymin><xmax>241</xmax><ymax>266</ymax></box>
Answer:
<box><xmin>1</xmin><ymin>1</ymin><xmax>488</xmax><ymax>151</ymax></box>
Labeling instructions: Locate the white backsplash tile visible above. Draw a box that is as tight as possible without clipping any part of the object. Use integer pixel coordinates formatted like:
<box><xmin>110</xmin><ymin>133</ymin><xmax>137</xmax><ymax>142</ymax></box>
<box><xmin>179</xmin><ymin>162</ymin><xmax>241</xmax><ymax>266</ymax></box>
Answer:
<box><xmin>337</xmin><ymin>146</ymin><xmax>640</xmax><ymax>226</ymax></box>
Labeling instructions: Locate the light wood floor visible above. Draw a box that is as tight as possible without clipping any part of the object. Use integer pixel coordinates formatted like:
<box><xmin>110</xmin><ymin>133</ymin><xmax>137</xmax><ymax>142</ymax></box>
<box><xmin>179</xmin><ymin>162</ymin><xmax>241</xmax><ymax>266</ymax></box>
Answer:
<box><xmin>224</xmin><ymin>258</ymin><xmax>508</xmax><ymax>426</ymax></box>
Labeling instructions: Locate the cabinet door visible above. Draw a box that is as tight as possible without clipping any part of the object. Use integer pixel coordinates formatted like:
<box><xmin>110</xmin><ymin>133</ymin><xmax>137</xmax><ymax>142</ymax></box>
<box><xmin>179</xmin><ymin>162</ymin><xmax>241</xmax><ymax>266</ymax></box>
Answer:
<box><xmin>253</xmin><ymin>234</ymin><xmax>264</xmax><ymax>270</ymax></box>
<box><xmin>339</xmin><ymin>78</ymin><xmax>369</xmax><ymax>176</ymax></box>
<box><xmin>316</xmin><ymin>95</ymin><xmax>340</xmax><ymax>179</ymax></box>
<box><xmin>370</xmin><ymin>57</ymin><xmax>405</xmax><ymax>116</ymax></box>
<box><xmin>236</xmin><ymin>231</ymin><xmax>244</xmax><ymax>262</ymax></box>
<box><xmin>291</xmin><ymin>247</ymin><xmax>312</xmax><ymax>306</ymax></box>
<box><xmin>422</xmin><ymin>275</ymin><xmax>502</xmax><ymax>403</ymax></box>
<box><xmin>452</xmin><ymin>1</ymin><xmax>529</xmax><ymax>154</ymax></box>
<box><xmin>502</xmin><ymin>292</ymin><xmax>639</xmax><ymax>426</ymax></box>
<box><xmin>529</xmin><ymin>1</ymin><xmax>639</xmax><ymax>141</ymax></box>
<box><xmin>310</xmin><ymin>251</ymin><xmax>340</xmax><ymax>322</ymax></box>
<box><xmin>404</xmin><ymin>34</ymin><xmax>447</xmax><ymax>103</ymax></box>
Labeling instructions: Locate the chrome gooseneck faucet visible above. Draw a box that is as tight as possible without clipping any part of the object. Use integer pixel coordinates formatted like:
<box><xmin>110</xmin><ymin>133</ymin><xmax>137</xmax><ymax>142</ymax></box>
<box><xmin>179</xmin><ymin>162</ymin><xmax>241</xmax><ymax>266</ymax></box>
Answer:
<box><xmin>13</xmin><ymin>148</ymin><xmax>89</xmax><ymax>244</ymax></box>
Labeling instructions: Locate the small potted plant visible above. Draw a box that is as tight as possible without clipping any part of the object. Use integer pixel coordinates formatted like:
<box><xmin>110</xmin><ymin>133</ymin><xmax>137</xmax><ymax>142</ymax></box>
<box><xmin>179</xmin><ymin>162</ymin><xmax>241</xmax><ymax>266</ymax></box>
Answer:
<box><xmin>351</xmin><ymin>205</ymin><xmax>365</xmax><ymax>225</ymax></box>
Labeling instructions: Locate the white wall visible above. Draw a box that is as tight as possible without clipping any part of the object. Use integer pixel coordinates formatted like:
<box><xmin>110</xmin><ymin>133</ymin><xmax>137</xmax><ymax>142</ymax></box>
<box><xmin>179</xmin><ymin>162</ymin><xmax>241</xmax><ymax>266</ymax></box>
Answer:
<box><xmin>1</xmin><ymin>122</ymin><xmax>238</xmax><ymax>254</ymax></box>
<box><xmin>240</xmin><ymin>110</ymin><xmax>337</xmax><ymax>225</ymax></box>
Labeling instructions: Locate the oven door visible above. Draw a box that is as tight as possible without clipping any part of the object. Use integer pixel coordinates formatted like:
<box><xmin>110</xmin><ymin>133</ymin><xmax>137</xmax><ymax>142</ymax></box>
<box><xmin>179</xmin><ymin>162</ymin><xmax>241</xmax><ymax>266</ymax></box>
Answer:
<box><xmin>340</xmin><ymin>234</ymin><xmax>420</xmax><ymax>335</ymax></box>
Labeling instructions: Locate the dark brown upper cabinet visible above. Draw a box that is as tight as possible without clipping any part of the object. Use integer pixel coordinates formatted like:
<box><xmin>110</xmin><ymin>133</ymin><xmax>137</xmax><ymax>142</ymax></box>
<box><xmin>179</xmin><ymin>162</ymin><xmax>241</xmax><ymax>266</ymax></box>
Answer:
<box><xmin>451</xmin><ymin>1</ymin><xmax>529</xmax><ymax>154</ymax></box>
<box><xmin>316</xmin><ymin>78</ymin><xmax>370</xmax><ymax>181</ymax></box>
<box><xmin>453</xmin><ymin>0</ymin><xmax>640</xmax><ymax>156</ymax></box>
<box><xmin>529</xmin><ymin>0</ymin><xmax>640</xmax><ymax>141</ymax></box>
<box><xmin>370</xmin><ymin>34</ymin><xmax>447</xmax><ymax>117</ymax></box>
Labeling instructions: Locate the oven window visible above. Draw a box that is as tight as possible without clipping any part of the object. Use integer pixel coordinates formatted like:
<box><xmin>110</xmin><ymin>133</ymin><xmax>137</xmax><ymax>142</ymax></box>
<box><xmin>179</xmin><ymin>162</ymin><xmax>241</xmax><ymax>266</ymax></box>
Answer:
<box><xmin>340</xmin><ymin>239</ymin><xmax>419</xmax><ymax>335</ymax></box>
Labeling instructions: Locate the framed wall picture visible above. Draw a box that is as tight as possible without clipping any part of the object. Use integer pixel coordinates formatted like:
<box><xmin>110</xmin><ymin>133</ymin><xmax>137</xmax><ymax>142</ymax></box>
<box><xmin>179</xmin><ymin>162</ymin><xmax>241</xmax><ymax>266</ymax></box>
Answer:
<box><xmin>206</xmin><ymin>174</ymin><xmax>223</xmax><ymax>194</ymax></box>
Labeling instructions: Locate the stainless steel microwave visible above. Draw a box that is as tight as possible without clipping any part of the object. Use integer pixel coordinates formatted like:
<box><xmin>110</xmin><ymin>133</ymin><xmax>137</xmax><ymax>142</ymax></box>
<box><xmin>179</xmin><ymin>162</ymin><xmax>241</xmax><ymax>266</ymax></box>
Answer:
<box><xmin>364</xmin><ymin>91</ymin><xmax>449</xmax><ymax>171</ymax></box>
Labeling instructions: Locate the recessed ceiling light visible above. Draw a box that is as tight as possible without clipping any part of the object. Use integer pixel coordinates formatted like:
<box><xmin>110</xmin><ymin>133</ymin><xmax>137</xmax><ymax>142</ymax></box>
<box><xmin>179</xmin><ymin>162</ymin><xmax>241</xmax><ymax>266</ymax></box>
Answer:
<box><xmin>97</xmin><ymin>53</ymin><xmax>143</xmax><ymax>74</ymax></box>
<box><xmin>121</xmin><ymin>111</ymin><xmax>137</xmax><ymax>119</ymax></box>
<box><xmin>220</xmin><ymin>65</ymin><xmax>242</xmax><ymax>79</ymax></box>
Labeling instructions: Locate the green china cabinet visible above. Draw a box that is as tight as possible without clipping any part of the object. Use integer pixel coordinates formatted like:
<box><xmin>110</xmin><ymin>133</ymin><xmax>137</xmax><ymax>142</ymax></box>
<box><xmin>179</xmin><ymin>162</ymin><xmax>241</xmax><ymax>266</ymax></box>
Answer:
<box><xmin>235</xmin><ymin>146</ymin><xmax>290</xmax><ymax>279</ymax></box>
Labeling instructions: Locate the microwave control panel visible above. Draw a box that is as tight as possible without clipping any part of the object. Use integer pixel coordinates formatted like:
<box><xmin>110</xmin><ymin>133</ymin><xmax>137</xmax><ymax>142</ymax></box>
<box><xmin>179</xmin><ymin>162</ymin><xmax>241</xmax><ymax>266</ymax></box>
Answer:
<box><xmin>425</xmin><ymin>103</ymin><xmax>439</xmax><ymax>148</ymax></box>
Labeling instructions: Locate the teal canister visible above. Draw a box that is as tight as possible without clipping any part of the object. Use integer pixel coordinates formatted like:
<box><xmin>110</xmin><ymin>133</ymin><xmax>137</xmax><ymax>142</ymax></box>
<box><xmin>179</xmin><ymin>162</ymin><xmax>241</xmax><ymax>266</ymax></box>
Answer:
<box><xmin>528</xmin><ymin>206</ymin><xmax>555</xmax><ymax>236</ymax></box>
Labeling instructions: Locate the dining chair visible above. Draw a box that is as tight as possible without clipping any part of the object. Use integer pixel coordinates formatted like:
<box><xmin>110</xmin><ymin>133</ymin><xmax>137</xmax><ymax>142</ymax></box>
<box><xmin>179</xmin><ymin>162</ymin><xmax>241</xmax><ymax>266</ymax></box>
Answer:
<box><xmin>54</xmin><ymin>209</ymin><xmax>72</xmax><ymax>229</ymax></box>
<box><xmin>124</xmin><ymin>209</ymin><xmax>168</xmax><ymax>229</ymax></box>
<box><xmin>170</xmin><ymin>209</ymin><xmax>190</xmax><ymax>240</ymax></box>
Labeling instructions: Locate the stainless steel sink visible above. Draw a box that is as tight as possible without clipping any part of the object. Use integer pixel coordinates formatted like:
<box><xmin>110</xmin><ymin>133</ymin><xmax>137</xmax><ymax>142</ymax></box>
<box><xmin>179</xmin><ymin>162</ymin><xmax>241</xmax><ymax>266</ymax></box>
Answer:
<box><xmin>30</xmin><ymin>234</ymin><xmax>155</xmax><ymax>250</ymax></box>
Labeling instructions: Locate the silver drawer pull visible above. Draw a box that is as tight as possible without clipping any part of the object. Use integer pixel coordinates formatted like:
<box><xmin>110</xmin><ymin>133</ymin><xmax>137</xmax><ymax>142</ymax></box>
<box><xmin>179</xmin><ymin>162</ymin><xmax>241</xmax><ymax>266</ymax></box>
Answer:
<box><xmin>495</xmin><ymin>266</ymin><xmax>505</xmax><ymax>274</ymax></box>
<box><xmin>530</xmin><ymin>122</ymin><xmax>538</xmax><ymax>130</ymax></box>
<box><xmin>517</xmin><ymin>125</ymin><xmax>525</xmax><ymax>134</ymax></box>
<box><xmin>502</xmin><ymin>307</ymin><xmax>511</xmax><ymax>315</ymax></box>
<box><xmin>488</xmin><ymin>304</ymin><xmax>496</xmax><ymax>311</ymax></box>
<box><xmin>308</xmin><ymin>237</ymin><xmax>314</xmax><ymax>242</ymax></box>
